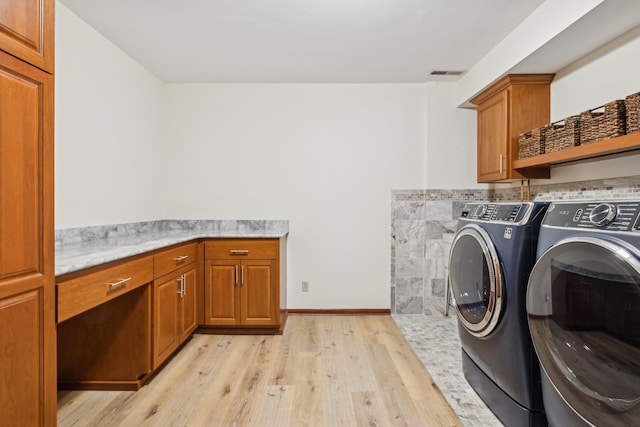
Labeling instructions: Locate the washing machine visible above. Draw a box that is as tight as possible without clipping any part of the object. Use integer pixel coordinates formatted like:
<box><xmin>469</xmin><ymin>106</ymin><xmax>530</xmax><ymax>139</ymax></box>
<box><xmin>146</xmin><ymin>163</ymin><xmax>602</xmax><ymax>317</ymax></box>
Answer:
<box><xmin>449</xmin><ymin>202</ymin><xmax>548</xmax><ymax>427</ymax></box>
<box><xmin>526</xmin><ymin>200</ymin><xmax>640</xmax><ymax>427</ymax></box>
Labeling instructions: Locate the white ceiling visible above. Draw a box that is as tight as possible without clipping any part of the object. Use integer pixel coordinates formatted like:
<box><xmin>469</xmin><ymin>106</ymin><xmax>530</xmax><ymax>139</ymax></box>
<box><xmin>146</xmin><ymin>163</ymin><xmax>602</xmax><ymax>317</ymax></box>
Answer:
<box><xmin>58</xmin><ymin>0</ymin><xmax>547</xmax><ymax>83</ymax></box>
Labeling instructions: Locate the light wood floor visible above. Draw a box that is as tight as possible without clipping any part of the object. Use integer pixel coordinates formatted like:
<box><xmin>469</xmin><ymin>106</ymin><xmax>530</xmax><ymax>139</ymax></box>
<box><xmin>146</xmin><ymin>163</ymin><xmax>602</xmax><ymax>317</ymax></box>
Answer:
<box><xmin>58</xmin><ymin>315</ymin><xmax>462</xmax><ymax>426</ymax></box>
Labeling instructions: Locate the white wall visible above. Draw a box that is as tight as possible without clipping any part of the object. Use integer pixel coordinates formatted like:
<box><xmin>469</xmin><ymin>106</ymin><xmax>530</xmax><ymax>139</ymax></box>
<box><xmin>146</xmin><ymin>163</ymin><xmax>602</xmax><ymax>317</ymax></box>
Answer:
<box><xmin>533</xmin><ymin>25</ymin><xmax>640</xmax><ymax>185</ymax></box>
<box><xmin>55</xmin><ymin>3</ymin><xmax>166</xmax><ymax>228</ymax></box>
<box><xmin>55</xmin><ymin>1</ymin><xmax>431</xmax><ymax>309</ymax></box>
<box><xmin>425</xmin><ymin>82</ymin><xmax>483</xmax><ymax>189</ymax></box>
<box><xmin>53</xmin><ymin>0</ymin><xmax>640</xmax><ymax>309</ymax></box>
<box><xmin>163</xmin><ymin>84</ymin><xmax>427</xmax><ymax>308</ymax></box>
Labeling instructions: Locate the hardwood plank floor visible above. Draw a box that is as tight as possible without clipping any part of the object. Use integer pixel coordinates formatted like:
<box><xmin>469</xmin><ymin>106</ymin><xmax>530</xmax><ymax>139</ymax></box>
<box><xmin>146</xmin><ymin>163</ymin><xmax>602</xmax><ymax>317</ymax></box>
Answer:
<box><xmin>58</xmin><ymin>315</ymin><xmax>462</xmax><ymax>426</ymax></box>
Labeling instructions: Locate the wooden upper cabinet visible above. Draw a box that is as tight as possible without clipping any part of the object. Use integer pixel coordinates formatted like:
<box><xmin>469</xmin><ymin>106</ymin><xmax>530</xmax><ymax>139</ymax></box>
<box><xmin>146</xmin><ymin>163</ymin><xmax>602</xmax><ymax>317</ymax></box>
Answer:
<box><xmin>0</xmin><ymin>0</ymin><xmax>53</xmax><ymax>72</ymax></box>
<box><xmin>471</xmin><ymin>74</ymin><xmax>554</xmax><ymax>182</ymax></box>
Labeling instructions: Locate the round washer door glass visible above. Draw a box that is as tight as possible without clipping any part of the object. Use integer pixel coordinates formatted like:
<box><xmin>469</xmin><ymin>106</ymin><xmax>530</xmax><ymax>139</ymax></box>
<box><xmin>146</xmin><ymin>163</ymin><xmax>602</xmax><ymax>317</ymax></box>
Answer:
<box><xmin>527</xmin><ymin>237</ymin><xmax>640</xmax><ymax>426</ymax></box>
<box><xmin>449</xmin><ymin>224</ymin><xmax>503</xmax><ymax>337</ymax></box>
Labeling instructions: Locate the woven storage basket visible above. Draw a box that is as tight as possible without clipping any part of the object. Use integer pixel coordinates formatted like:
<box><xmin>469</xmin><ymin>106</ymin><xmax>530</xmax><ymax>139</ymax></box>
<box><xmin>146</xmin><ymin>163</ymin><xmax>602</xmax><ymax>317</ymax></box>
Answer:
<box><xmin>625</xmin><ymin>92</ymin><xmax>640</xmax><ymax>135</ymax></box>
<box><xmin>518</xmin><ymin>126</ymin><xmax>546</xmax><ymax>159</ymax></box>
<box><xmin>545</xmin><ymin>115</ymin><xmax>580</xmax><ymax>153</ymax></box>
<box><xmin>579</xmin><ymin>100</ymin><xmax>626</xmax><ymax>145</ymax></box>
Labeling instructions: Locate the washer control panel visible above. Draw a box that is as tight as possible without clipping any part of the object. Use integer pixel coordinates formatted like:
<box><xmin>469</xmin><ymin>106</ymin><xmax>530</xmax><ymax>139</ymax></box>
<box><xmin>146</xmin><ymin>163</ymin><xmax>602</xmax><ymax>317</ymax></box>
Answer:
<box><xmin>460</xmin><ymin>203</ymin><xmax>527</xmax><ymax>223</ymax></box>
<box><xmin>543</xmin><ymin>201</ymin><xmax>640</xmax><ymax>232</ymax></box>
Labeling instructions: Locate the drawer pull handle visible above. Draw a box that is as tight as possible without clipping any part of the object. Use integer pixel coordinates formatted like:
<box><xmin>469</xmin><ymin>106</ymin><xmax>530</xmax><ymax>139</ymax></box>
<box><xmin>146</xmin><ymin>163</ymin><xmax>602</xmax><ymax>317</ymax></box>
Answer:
<box><xmin>230</xmin><ymin>249</ymin><xmax>249</xmax><ymax>255</ymax></box>
<box><xmin>174</xmin><ymin>255</ymin><xmax>189</xmax><ymax>262</ymax></box>
<box><xmin>108</xmin><ymin>277</ymin><xmax>132</xmax><ymax>288</ymax></box>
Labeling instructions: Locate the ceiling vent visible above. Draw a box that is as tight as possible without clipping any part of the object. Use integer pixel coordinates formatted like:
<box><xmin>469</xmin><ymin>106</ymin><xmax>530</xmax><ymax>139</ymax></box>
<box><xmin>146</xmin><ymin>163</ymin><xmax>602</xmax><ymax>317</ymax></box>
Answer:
<box><xmin>430</xmin><ymin>70</ymin><xmax>465</xmax><ymax>76</ymax></box>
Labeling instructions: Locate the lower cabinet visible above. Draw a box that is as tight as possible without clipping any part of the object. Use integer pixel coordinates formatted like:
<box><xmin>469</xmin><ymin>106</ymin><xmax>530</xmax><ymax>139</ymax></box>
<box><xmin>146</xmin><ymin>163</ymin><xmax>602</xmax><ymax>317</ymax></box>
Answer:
<box><xmin>204</xmin><ymin>239</ymin><xmax>281</xmax><ymax>330</ymax></box>
<box><xmin>152</xmin><ymin>242</ymin><xmax>198</xmax><ymax>369</ymax></box>
<box><xmin>0</xmin><ymin>289</ymin><xmax>47</xmax><ymax>426</ymax></box>
<box><xmin>153</xmin><ymin>264</ymin><xmax>197</xmax><ymax>369</ymax></box>
<box><xmin>54</xmin><ymin>237</ymin><xmax>285</xmax><ymax>393</ymax></box>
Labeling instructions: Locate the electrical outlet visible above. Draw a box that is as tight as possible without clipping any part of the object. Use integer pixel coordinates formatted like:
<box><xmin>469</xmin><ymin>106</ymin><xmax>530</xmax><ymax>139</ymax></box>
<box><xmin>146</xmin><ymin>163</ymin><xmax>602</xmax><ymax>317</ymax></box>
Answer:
<box><xmin>302</xmin><ymin>280</ymin><xmax>309</xmax><ymax>292</ymax></box>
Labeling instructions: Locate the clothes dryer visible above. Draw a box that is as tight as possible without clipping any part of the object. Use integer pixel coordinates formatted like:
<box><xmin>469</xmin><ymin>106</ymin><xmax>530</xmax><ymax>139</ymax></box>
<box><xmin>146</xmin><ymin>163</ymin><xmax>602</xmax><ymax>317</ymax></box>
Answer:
<box><xmin>527</xmin><ymin>200</ymin><xmax>640</xmax><ymax>427</ymax></box>
<box><xmin>449</xmin><ymin>202</ymin><xmax>548</xmax><ymax>426</ymax></box>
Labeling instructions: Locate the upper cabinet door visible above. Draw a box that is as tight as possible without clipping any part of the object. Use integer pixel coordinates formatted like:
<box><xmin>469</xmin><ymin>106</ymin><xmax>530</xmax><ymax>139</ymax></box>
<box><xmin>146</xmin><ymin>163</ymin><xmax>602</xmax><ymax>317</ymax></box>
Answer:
<box><xmin>0</xmin><ymin>50</ymin><xmax>52</xmax><ymax>290</ymax></box>
<box><xmin>0</xmin><ymin>0</ymin><xmax>54</xmax><ymax>72</ymax></box>
<box><xmin>476</xmin><ymin>90</ymin><xmax>509</xmax><ymax>182</ymax></box>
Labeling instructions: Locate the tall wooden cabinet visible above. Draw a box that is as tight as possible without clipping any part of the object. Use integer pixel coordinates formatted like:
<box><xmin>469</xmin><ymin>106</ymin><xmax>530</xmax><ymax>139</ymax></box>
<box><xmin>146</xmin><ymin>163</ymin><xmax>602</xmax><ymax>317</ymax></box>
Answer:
<box><xmin>0</xmin><ymin>0</ymin><xmax>55</xmax><ymax>424</ymax></box>
<box><xmin>204</xmin><ymin>239</ymin><xmax>281</xmax><ymax>331</ymax></box>
<box><xmin>470</xmin><ymin>74</ymin><xmax>554</xmax><ymax>182</ymax></box>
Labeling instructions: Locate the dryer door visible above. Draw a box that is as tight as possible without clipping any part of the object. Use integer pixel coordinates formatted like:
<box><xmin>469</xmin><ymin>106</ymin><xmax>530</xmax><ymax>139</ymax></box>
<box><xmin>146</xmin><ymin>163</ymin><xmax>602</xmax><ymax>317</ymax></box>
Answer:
<box><xmin>527</xmin><ymin>236</ymin><xmax>640</xmax><ymax>427</ymax></box>
<box><xmin>449</xmin><ymin>224</ymin><xmax>503</xmax><ymax>337</ymax></box>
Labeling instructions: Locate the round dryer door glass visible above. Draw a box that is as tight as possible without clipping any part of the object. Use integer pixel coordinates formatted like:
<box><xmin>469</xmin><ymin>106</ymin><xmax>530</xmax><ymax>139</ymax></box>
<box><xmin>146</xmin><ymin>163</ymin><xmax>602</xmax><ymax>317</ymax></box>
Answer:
<box><xmin>527</xmin><ymin>237</ymin><xmax>640</xmax><ymax>426</ymax></box>
<box><xmin>449</xmin><ymin>224</ymin><xmax>503</xmax><ymax>337</ymax></box>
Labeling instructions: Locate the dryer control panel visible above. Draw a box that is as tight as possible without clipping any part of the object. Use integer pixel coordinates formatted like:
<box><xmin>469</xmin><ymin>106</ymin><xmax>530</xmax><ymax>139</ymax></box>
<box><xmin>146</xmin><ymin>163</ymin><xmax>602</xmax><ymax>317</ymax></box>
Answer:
<box><xmin>543</xmin><ymin>201</ymin><xmax>640</xmax><ymax>232</ymax></box>
<box><xmin>460</xmin><ymin>202</ymin><xmax>531</xmax><ymax>224</ymax></box>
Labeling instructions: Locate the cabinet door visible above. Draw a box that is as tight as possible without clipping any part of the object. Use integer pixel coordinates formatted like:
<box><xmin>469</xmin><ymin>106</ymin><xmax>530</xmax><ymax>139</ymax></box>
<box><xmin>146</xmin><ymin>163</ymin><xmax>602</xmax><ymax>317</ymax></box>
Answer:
<box><xmin>477</xmin><ymin>90</ymin><xmax>509</xmax><ymax>182</ymax></box>
<box><xmin>179</xmin><ymin>267</ymin><xmax>198</xmax><ymax>341</ymax></box>
<box><xmin>0</xmin><ymin>52</ymin><xmax>51</xmax><ymax>289</ymax></box>
<box><xmin>153</xmin><ymin>275</ymin><xmax>180</xmax><ymax>369</ymax></box>
<box><xmin>205</xmin><ymin>260</ymin><xmax>241</xmax><ymax>325</ymax></box>
<box><xmin>0</xmin><ymin>51</ymin><xmax>54</xmax><ymax>426</ymax></box>
<box><xmin>0</xmin><ymin>0</ymin><xmax>53</xmax><ymax>72</ymax></box>
<box><xmin>0</xmin><ymin>290</ymin><xmax>43</xmax><ymax>426</ymax></box>
<box><xmin>241</xmin><ymin>259</ymin><xmax>279</xmax><ymax>325</ymax></box>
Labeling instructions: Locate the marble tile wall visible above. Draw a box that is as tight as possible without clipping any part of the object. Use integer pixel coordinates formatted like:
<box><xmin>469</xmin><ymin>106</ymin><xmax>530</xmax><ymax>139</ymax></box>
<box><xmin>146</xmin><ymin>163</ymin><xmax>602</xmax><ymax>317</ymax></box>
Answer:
<box><xmin>390</xmin><ymin>174</ymin><xmax>640</xmax><ymax>315</ymax></box>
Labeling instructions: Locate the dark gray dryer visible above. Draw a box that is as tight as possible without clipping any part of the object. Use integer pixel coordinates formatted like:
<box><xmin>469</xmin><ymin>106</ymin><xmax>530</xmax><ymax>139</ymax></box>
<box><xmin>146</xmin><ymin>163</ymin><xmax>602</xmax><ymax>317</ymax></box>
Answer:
<box><xmin>449</xmin><ymin>202</ymin><xmax>548</xmax><ymax>426</ymax></box>
<box><xmin>527</xmin><ymin>200</ymin><xmax>640</xmax><ymax>427</ymax></box>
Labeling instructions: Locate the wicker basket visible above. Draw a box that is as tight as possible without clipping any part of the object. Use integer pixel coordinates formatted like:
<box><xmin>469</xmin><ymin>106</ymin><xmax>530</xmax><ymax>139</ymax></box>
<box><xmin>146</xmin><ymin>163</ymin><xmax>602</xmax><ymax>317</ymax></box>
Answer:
<box><xmin>545</xmin><ymin>115</ymin><xmax>580</xmax><ymax>153</ymax></box>
<box><xmin>579</xmin><ymin>100</ymin><xmax>626</xmax><ymax>145</ymax></box>
<box><xmin>518</xmin><ymin>126</ymin><xmax>546</xmax><ymax>159</ymax></box>
<box><xmin>625</xmin><ymin>92</ymin><xmax>640</xmax><ymax>135</ymax></box>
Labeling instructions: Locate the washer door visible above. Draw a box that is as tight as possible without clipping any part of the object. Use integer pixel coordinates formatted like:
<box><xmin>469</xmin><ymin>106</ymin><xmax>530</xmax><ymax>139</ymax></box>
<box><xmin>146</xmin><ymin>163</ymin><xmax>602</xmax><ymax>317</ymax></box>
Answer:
<box><xmin>449</xmin><ymin>224</ymin><xmax>503</xmax><ymax>337</ymax></box>
<box><xmin>527</xmin><ymin>236</ymin><xmax>640</xmax><ymax>426</ymax></box>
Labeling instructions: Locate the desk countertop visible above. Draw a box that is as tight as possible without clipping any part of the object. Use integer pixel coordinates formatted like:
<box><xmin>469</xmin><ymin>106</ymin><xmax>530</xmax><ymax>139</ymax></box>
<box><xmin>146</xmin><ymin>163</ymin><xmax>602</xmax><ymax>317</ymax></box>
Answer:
<box><xmin>55</xmin><ymin>220</ymin><xmax>288</xmax><ymax>276</ymax></box>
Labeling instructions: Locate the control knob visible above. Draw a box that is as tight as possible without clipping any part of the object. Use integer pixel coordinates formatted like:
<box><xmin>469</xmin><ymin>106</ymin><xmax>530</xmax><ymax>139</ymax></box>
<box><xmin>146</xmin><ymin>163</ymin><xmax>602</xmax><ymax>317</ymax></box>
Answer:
<box><xmin>475</xmin><ymin>204</ymin><xmax>487</xmax><ymax>218</ymax></box>
<box><xmin>589</xmin><ymin>203</ymin><xmax>617</xmax><ymax>226</ymax></box>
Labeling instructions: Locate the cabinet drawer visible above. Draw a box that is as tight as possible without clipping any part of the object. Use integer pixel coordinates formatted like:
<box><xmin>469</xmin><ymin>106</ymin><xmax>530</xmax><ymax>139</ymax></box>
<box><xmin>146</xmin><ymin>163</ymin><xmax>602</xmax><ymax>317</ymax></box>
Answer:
<box><xmin>205</xmin><ymin>239</ymin><xmax>278</xmax><ymax>260</ymax></box>
<box><xmin>153</xmin><ymin>242</ymin><xmax>197</xmax><ymax>278</ymax></box>
<box><xmin>57</xmin><ymin>257</ymin><xmax>153</xmax><ymax>322</ymax></box>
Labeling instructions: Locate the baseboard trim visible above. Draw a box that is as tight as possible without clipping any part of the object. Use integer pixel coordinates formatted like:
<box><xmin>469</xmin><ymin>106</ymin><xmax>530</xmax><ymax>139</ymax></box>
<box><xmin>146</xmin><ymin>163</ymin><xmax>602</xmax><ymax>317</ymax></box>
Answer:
<box><xmin>287</xmin><ymin>308</ymin><xmax>391</xmax><ymax>316</ymax></box>
<box><xmin>196</xmin><ymin>325</ymin><xmax>281</xmax><ymax>335</ymax></box>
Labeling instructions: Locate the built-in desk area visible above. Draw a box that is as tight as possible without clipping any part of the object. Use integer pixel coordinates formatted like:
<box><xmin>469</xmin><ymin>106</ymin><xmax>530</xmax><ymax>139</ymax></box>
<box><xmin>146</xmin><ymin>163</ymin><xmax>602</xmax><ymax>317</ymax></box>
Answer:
<box><xmin>55</xmin><ymin>220</ymin><xmax>288</xmax><ymax>390</ymax></box>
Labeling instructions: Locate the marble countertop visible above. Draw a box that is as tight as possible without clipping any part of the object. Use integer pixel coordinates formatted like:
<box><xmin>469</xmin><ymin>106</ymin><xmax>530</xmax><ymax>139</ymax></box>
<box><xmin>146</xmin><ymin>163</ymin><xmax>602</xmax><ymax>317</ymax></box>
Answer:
<box><xmin>55</xmin><ymin>220</ymin><xmax>288</xmax><ymax>276</ymax></box>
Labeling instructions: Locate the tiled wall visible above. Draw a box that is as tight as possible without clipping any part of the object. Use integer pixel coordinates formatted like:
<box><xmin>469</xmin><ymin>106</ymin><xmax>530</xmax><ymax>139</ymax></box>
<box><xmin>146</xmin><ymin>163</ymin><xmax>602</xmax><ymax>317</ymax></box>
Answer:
<box><xmin>390</xmin><ymin>175</ymin><xmax>640</xmax><ymax>315</ymax></box>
